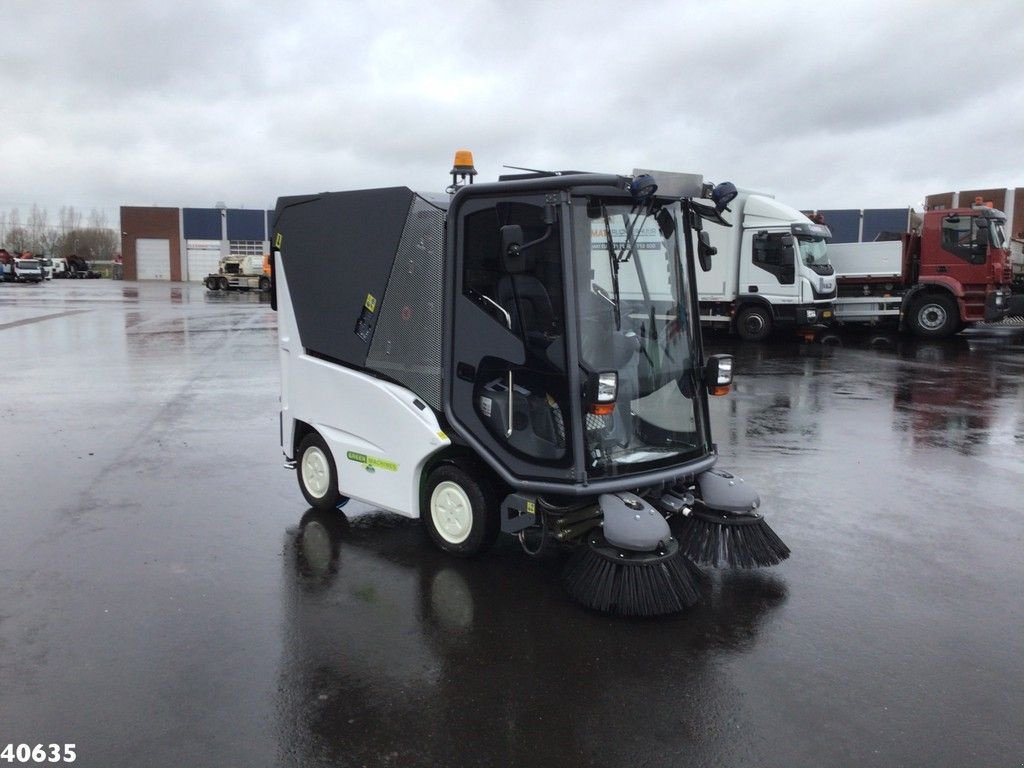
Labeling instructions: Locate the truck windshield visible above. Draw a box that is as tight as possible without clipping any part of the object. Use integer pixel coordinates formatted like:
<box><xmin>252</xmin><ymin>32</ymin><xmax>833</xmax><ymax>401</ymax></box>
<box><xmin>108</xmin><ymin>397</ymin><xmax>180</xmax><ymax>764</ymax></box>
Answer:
<box><xmin>797</xmin><ymin>237</ymin><xmax>829</xmax><ymax>266</ymax></box>
<box><xmin>986</xmin><ymin>218</ymin><xmax>1008</xmax><ymax>249</ymax></box>
<box><xmin>572</xmin><ymin>197</ymin><xmax>705</xmax><ymax>478</ymax></box>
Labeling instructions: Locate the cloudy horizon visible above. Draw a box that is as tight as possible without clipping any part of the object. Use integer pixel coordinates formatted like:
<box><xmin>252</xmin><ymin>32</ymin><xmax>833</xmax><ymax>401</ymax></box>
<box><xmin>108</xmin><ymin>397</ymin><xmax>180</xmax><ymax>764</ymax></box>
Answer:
<box><xmin>3</xmin><ymin>0</ymin><xmax>1022</xmax><ymax>224</ymax></box>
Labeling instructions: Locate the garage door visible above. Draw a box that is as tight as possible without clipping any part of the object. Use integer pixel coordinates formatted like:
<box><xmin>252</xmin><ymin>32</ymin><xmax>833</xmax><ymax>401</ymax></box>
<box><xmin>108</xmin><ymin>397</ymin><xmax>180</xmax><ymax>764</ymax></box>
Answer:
<box><xmin>186</xmin><ymin>240</ymin><xmax>222</xmax><ymax>282</ymax></box>
<box><xmin>136</xmin><ymin>238</ymin><xmax>170</xmax><ymax>280</ymax></box>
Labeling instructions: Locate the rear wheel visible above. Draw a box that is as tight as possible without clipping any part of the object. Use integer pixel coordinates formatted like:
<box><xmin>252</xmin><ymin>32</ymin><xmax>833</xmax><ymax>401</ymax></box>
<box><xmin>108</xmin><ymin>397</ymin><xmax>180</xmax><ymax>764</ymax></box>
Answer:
<box><xmin>736</xmin><ymin>305</ymin><xmax>773</xmax><ymax>341</ymax></box>
<box><xmin>908</xmin><ymin>294</ymin><xmax>959</xmax><ymax>338</ymax></box>
<box><xmin>259</xmin><ymin>276</ymin><xmax>271</xmax><ymax>292</ymax></box>
<box><xmin>422</xmin><ymin>465</ymin><xmax>499</xmax><ymax>557</ymax></box>
<box><xmin>297</xmin><ymin>433</ymin><xmax>347</xmax><ymax>511</ymax></box>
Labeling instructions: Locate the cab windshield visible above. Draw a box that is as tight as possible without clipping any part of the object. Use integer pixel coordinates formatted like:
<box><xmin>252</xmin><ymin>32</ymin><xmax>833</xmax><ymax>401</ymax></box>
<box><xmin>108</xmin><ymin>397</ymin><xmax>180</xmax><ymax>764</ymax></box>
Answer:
<box><xmin>572</xmin><ymin>197</ymin><xmax>705</xmax><ymax>478</ymax></box>
<box><xmin>986</xmin><ymin>218</ymin><xmax>1008</xmax><ymax>249</ymax></box>
<box><xmin>797</xmin><ymin>236</ymin><xmax>829</xmax><ymax>266</ymax></box>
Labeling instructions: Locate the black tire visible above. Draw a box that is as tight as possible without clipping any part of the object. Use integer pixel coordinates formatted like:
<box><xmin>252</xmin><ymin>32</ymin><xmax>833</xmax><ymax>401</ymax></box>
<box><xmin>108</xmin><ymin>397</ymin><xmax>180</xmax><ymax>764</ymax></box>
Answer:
<box><xmin>205</xmin><ymin>277</ymin><xmax>219</xmax><ymax>290</ymax></box>
<box><xmin>259</xmin><ymin>276</ymin><xmax>271</xmax><ymax>292</ymax></box>
<box><xmin>908</xmin><ymin>294</ymin><xmax>959</xmax><ymax>339</ymax></box>
<box><xmin>218</xmin><ymin>276</ymin><xmax>230</xmax><ymax>291</ymax></box>
<box><xmin>421</xmin><ymin>464</ymin><xmax>499</xmax><ymax>557</ymax></box>
<box><xmin>736</xmin><ymin>305</ymin><xmax>773</xmax><ymax>341</ymax></box>
<box><xmin>296</xmin><ymin>433</ymin><xmax>347</xmax><ymax>511</ymax></box>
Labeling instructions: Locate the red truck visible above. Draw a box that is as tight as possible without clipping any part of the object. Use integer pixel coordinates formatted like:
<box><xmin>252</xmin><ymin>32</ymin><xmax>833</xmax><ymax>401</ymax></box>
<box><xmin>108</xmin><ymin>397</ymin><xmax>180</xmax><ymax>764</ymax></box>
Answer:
<box><xmin>827</xmin><ymin>201</ymin><xmax>1019</xmax><ymax>338</ymax></box>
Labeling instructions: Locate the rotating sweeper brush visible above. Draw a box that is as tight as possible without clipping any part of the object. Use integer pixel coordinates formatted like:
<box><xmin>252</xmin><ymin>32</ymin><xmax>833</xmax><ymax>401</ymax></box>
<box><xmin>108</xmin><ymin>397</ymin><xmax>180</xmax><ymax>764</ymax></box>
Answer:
<box><xmin>672</xmin><ymin>468</ymin><xmax>790</xmax><ymax>569</ymax></box>
<box><xmin>562</xmin><ymin>493</ymin><xmax>703</xmax><ymax>617</ymax></box>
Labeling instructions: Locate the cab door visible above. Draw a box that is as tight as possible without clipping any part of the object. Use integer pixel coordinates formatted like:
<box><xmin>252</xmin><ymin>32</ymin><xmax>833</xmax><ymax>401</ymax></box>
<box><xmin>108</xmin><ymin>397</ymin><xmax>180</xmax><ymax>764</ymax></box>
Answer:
<box><xmin>447</xmin><ymin>194</ymin><xmax>577</xmax><ymax>482</ymax></box>
<box><xmin>934</xmin><ymin>213</ymin><xmax>990</xmax><ymax>287</ymax></box>
<box><xmin>740</xmin><ymin>229</ymin><xmax>798</xmax><ymax>303</ymax></box>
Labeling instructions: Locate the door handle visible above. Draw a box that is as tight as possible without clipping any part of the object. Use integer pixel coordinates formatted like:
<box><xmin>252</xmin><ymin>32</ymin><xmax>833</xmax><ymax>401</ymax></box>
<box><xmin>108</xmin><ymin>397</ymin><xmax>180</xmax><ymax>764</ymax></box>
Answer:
<box><xmin>506</xmin><ymin>370</ymin><xmax>514</xmax><ymax>437</ymax></box>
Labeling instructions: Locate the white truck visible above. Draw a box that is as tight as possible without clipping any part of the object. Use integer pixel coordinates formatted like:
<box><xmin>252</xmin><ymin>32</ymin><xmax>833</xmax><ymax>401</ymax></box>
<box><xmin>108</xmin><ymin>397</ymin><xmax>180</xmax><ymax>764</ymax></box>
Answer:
<box><xmin>204</xmin><ymin>253</ymin><xmax>271</xmax><ymax>292</ymax></box>
<box><xmin>0</xmin><ymin>250</ymin><xmax>44</xmax><ymax>283</ymax></box>
<box><xmin>696</xmin><ymin>191</ymin><xmax>836</xmax><ymax>340</ymax></box>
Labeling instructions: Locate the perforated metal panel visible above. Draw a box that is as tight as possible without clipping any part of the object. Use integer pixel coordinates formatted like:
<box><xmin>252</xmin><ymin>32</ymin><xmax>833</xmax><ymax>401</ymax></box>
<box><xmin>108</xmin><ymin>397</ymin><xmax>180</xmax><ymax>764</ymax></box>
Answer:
<box><xmin>366</xmin><ymin>194</ymin><xmax>447</xmax><ymax>409</ymax></box>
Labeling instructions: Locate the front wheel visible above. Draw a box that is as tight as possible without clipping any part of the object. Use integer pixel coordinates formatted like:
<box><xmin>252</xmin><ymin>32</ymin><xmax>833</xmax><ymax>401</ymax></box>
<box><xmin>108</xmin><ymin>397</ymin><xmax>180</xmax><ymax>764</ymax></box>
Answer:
<box><xmin>908</xmin><ymin>294</ymin><xmax>959</xmax><ymax>338</ymax></box>
<box><xmin>421</xmin><ymin>465</ymin><xmax>499</xmax><ymax>557</ymax></box>
<box><xmin>297</xmin><ymin>433</ymin><xmax>347</xmax><ymax>511</ymax></box>
<box><xmin>736</xmin><ymin>305</ymin><xmax>773</xmax><ymax>341</ymax></box>
<box><xmin>259</xmin><ymin>276</ymin><xmax>271</xmax><ymax>292</ymax></box>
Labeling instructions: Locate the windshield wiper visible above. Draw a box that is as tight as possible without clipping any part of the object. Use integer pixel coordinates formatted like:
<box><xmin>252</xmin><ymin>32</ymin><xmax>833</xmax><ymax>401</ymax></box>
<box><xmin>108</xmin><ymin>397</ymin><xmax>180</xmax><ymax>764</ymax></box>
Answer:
<box><xmin>601</xmin><ymin>203</ymin><xmax>622</xmax><ymax>330</ymax></box>
<box><xmin>615</xmin><ymin>205</ymin><xmax>652</xmax><ymax>264</ymax></box>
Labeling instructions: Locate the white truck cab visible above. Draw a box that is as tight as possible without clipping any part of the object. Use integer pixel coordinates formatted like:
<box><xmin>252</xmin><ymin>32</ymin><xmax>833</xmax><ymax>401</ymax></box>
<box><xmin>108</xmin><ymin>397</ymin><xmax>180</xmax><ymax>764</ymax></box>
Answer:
<box><xmin>697</xmin><ymin>191</ymin><xmax>836</xmax><ymax>340</ymax></box>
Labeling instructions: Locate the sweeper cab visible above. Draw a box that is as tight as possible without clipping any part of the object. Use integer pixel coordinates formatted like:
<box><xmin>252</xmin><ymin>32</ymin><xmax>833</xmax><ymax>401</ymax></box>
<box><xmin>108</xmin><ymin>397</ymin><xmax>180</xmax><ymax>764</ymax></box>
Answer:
<box><xmin>270</xmin><ymin>152</ymin><xmax>789</xmax><ymax>616</ymax></box>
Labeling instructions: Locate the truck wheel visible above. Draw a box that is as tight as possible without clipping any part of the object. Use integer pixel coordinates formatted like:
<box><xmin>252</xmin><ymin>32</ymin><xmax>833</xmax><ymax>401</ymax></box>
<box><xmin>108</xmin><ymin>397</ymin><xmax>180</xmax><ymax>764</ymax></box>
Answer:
<box><xmin>909</xmin><ymin>294</ymin><xmax>959</xmax><ymax>338</ymax></box>
<box><xmin>297</xmin><ymin>433</ymin><xmax>347</xmax><ymax>511</ymax></box>
<box><xmin>218</xmin><ymin>276</ymin><xmax>230</xmax><ymax>291</ymax></box>
<box><xmin>205</xmin><ymin>277</ymin><xmax>218</xmax><ymax>290</ymax></box>
<box><xmin>736</xmin><ymin>306</ymin><xmax>773</xmax><ymax>341</ymax></box>
<box><xmin>259</xmin><ymin>277</ymin><xmax>271</xmax><ymax>292</ymax></box>
<box><xmin>422</xmin><ymin>464</ymin><xmax>499</xmax><ymax>557</ymax></box>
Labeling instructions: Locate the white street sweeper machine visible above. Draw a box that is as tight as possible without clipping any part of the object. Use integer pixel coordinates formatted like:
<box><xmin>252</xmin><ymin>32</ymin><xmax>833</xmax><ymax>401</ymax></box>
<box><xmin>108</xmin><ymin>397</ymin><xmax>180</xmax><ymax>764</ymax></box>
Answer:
<box><xmin>270</xmin><ymin>152</ymin><xmax>789</xmax><ymax>616</ymax></box>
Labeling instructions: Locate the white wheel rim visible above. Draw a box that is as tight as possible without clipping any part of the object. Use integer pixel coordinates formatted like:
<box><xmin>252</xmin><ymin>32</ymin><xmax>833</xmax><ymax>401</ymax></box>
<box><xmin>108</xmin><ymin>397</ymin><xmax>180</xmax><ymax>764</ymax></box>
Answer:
<box><xmin>301</xmin><ymin>446</ymin><xmax>331</xmax><ymax>499</ymax></box>
<box><xmin>430</xmin><ymin>481</ymin><xmax>473</xmax><ymax>544</ymax></box>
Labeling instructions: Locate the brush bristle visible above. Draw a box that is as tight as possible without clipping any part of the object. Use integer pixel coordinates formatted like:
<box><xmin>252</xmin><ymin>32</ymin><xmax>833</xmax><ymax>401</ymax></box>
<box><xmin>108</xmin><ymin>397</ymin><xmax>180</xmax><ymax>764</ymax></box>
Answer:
<box><xmin>562</xmin><ymin>539</ymin><xmax>703</xmax><ymax>617</ymax></box>
<box><xmin>674</xmin><ymin>515</ymin><xmax>790</xmax><ymax>568</ymax></box>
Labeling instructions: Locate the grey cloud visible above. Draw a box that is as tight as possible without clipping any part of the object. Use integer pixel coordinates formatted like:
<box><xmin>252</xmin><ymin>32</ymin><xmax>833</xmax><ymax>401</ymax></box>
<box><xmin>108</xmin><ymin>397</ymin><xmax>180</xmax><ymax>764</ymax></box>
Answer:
<box><xmin>2</xmin><ymin>0</ymin><xmax>1022</xmax><ymax>217</ymax></box>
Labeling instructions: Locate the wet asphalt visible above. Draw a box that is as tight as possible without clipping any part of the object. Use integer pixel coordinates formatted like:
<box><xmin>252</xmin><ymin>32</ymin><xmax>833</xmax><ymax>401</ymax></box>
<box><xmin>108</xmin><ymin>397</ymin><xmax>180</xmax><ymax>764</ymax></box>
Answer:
<box><xmin>1</xmin><ymin>280</ymin><xmax>1022</xmax><ymax>768</ymax></box>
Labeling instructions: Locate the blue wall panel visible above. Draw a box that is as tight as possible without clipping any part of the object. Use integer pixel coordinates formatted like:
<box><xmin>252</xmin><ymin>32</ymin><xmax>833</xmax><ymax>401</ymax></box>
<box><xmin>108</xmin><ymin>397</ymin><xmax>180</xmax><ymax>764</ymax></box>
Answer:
<box><xmin>183</xmin><ymin>208</ymin><xmax>222</xmax><ymax>240</ymax></box>
<box><xmin>226</xmin><ymin>209</ymin><xmax>266</xmax><ymax>241</ymax></box>
<box><xmin>862</xmin><ymin>209</ymin><xmax>910</xmax><ymax>242</ymax></box>
<box><xmin>817</xmin><ymin>209</ymin><xmax>860</xmax><ymax>243</ymax></box>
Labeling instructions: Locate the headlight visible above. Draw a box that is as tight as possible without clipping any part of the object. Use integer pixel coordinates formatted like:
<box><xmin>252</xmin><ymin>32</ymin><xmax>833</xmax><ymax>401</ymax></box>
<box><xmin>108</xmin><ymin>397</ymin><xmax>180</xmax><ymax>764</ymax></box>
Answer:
<box><xmin>597</xmin><ymin>372</ymin><xmax>617</xmax><ymax>403</ymax></box>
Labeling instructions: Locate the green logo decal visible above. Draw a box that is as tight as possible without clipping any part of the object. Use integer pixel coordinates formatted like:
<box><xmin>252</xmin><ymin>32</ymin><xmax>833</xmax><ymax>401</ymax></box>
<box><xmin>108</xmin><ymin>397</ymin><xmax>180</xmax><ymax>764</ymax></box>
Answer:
<box><xmin>346</xmin><ymin>451</ymin><xmax>398</xmax><ymax>473</ymax></box>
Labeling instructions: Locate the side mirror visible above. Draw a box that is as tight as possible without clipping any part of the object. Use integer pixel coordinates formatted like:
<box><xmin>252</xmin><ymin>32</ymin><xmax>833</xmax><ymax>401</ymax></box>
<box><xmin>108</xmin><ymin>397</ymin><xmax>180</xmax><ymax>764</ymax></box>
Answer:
<box><xmin>704</xmin><ymin>354</ymin><xmax>733</xmax><ymax>396</ymax></box>
<box><xmin>698</xmin><ymin>230</ymin><xmax>716</xmax><ymax>272</ymax></box>
<box><xmin>500</xmin><ymin>224</ymin><xmax>524</xmax><ymax>258</ymax></box>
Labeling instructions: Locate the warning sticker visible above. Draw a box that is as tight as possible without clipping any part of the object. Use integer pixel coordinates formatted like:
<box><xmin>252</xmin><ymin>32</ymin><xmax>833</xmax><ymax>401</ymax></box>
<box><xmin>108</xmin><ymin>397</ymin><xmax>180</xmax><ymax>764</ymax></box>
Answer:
<box><xmin>364</xmin><ymin>294</ymin><xmax>377</xmax><ymax>313</ymax></box>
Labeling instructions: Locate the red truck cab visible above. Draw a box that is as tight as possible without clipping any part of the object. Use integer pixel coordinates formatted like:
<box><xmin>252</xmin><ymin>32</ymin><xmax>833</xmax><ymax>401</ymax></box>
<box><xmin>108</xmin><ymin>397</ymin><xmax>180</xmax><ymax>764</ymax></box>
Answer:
<box><xmin>913</xmin><ymin>201</ymin><xmax>1013</xmax><ymax>325</ymax></box>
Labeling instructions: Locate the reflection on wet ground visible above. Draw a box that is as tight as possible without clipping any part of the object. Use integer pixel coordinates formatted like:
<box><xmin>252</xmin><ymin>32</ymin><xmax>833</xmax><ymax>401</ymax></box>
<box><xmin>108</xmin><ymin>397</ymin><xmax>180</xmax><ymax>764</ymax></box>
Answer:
<box><xmin>1</xmin><ymin>282</ymin><xmax>1022</xmax><ymax>767</ymax></box>
<box><xmin>279</xmin><ymin>509</ymin><xmax>789</xmax><ymax>767</ymax></box>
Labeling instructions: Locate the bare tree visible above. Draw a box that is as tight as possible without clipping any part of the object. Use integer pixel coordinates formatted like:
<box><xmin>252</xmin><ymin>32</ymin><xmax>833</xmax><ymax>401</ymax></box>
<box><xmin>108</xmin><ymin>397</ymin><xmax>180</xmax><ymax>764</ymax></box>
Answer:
<box><xmin>87</xmin><ymin>208</ymin><xmax>108</xmax><ymax>229</ymax></box>
<box><xmin>59</xmin><ymin>206</ymin><xmax>82</xmax><ymax>234</ymax></box>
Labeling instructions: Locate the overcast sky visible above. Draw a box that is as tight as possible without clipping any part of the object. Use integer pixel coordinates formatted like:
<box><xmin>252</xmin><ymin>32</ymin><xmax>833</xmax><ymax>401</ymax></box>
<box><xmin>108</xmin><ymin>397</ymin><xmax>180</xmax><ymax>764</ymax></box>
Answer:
<box><xmin>3</xmin><ymin>0</ymin><xmax>1022</xmax><ymax>224</ymax></box>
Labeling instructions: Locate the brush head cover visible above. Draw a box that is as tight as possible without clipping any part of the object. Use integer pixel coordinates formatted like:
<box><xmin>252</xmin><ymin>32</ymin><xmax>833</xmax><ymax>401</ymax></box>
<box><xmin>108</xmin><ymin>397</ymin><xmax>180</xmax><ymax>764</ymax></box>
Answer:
<box><xmin>696</xmin><ymin>468</ymin><xmax>761</xmax><ymax>517</ymax></box>
<box><xmin>600</xmin><ymin>492</ymin><xmax>671</xmax><ymax>552</ymax></box>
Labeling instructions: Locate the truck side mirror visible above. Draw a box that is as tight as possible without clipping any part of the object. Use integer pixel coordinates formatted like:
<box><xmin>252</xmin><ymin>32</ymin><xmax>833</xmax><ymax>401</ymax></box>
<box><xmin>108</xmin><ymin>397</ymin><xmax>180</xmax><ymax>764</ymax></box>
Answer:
<box><xmin>698</xmin><ymin>230</ymin><xmax>716</xmax><ymax>272</ymax></box>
